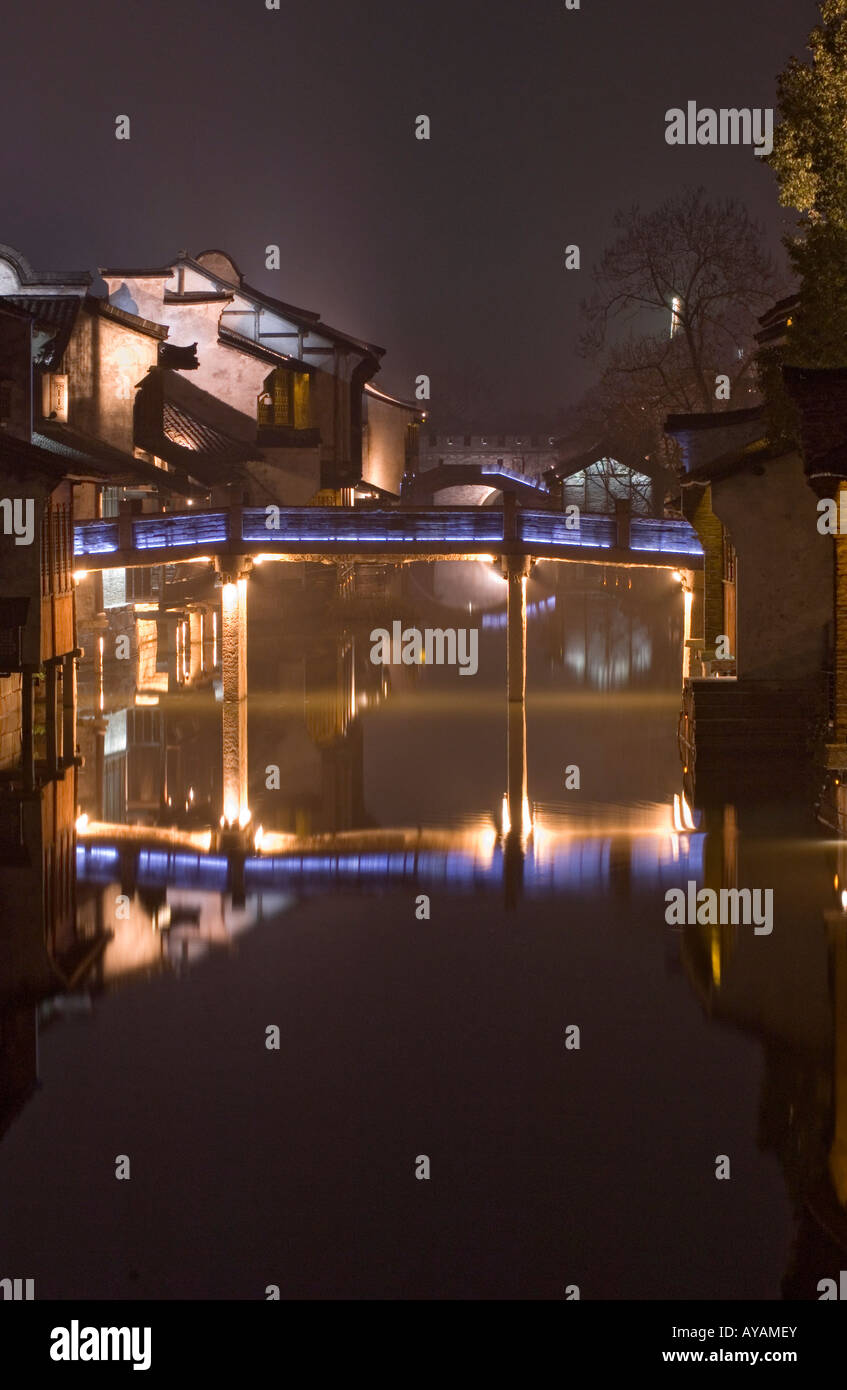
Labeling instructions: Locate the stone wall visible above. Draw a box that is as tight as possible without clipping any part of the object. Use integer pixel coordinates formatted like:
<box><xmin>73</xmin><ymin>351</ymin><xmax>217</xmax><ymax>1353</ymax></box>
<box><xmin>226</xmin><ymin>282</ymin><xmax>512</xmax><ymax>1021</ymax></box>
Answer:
<box><xmin>681</xmin><ymin>484</ymin><xmax>725</xmax><ymax>650</ymax></box>
<box><xmin>710</xmin><ymin>451</ymin><xmax>830</xmax><ymax>682</ymax></box>
<box><xmin>64</xmin><ymin>306</ymin><xmax>159</xmax><ymax>453</ymax></box>
<box><xmin>363</xmin><ymin>392</ymin><xmax>416</xmax><ymax>495</ymax></box>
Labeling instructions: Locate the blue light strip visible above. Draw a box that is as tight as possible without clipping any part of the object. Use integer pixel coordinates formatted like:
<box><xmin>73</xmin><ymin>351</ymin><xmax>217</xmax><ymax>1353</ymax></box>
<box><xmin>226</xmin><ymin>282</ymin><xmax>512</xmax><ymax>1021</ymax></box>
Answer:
<box><xmin>74</xmin><ymin>507</ymin><xmax>702</xmax><ymax>562</ymax></box>
<box><xmin>76</xmin><ymin>834</ymin><xmax>706</xmax><ymax>895</ymax></box>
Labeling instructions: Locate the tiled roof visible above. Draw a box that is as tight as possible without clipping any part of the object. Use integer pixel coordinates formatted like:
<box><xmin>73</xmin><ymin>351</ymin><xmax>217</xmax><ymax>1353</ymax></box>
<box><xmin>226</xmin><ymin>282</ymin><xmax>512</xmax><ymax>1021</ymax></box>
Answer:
<box><xmin>1</xmin><ymin>295</ymin><xmax>83</xmax><ymax>369</ymax></box>
<box><xmin>33</xmin><ymin>422</ymin><xmax>204</xmax><ymax>496</ymax></box>
<box><xmin>755</xmin><ymin>293</ymin><xmax>799</xmax><ymax>347</ymax></box>
<box><xmin>164</xmin><ymin>290</ymin><xmax>233</xmax><ymax>304</ymax></box>
<box><xmin>181</xmin><ymin>252</ymin><xmax>385</xmax><ymax>356</ymax></box>
<box><xmin>364</xmin><ymin>381</ymin><xmax>423</xmax><ymax>415</ymax></box>
<box><xmin>758</xmin><ymin>292</ymin><xmax>799</xmax><ymax>324</ymax></box>
<box><xmin>0</xmin><ymin>243</ymin><xmax>90</xmax><ymax>288</ymax></box>
<box><xmin>87</xmin><ymin>296</ymin><xmax>168</xmax><ymax>340</ymax></box>
<box><xmin>134</xmin><ymin>367</ymin><xmax>259</xmax><ymax>488</ymax></box>
<box><xmin>665</xmin><ymin>406</ymin><xmax>764</xmax><ymax>434</ymax></box>
<box><xmin>99</xmin><ymin>265</ymin><xmax>175</xmax><ymax>278</ymax></box>
<box><xmin>163</xmin><ymin>400</ymin><xmax>255</xmax><ymax>461</ymax></box>
<box><xmin>0</xmin><ymin>429</ymin><xmax>82</xmax><ymax>485</ymax></box>
<box><xmin>680</xmin><ymin>436</ymin><xmax>784</xmax><ymax>485</ymax></box>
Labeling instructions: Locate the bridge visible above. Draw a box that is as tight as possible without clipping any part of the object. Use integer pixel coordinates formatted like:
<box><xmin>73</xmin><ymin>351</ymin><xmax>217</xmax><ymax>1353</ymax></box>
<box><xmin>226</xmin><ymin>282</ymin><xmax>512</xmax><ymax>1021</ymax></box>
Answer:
<box><xmin>72</xmin><ymin>501</ymin><xmax>702</xmax><ymax>840</ymax></box>
<box><xmin>74</xmin><ymin>502</ymin><xmax>703</xmax><ymax>571</ymax></box>
<box><xmin>403</xmin><ymin>464</ymin><xmax>551</xmax><ymax>506</ymax></box>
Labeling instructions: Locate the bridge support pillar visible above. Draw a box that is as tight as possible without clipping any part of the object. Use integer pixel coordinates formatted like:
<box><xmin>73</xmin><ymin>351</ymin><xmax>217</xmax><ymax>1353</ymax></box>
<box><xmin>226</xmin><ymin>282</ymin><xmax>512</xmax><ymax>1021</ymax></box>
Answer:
<box><xmin>504</xmin><ymin>554</ymin><xmax>532</xmax><ymax>703</ymax></box>
<box><xmin>218</xmin><ymin>570</ymin><xmax>250</xmax><ymax>830</ymax></box>
<box><xmin>502</xmin><ymin>555</ymin><xmax>532</xmax><ymax>907</ymax></box>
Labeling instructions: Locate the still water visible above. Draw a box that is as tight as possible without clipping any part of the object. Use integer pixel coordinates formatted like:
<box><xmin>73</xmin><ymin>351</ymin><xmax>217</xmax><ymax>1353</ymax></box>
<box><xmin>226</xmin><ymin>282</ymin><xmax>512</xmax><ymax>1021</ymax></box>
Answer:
<box><xmin>0</xmin><ymin>558</ymin><xmax>843</xmax><ymax>1299</ymax></box>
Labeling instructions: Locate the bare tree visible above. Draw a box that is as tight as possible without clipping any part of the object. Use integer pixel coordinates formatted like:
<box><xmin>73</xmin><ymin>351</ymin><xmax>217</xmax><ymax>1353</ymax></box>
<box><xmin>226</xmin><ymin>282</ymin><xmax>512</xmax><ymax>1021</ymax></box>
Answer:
<box><xmin>579</xmin><ymin>188</ymin><xmax>782</xmax><ymax>416</ymax></box>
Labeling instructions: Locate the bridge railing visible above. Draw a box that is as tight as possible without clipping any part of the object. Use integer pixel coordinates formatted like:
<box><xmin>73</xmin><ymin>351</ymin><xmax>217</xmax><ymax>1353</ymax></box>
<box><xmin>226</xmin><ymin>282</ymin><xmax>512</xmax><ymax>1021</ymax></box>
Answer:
<box><xmin>240</xmin><ymin>507</ymin><xmax>505</xmax><ymax>545</ymax></box>
<box><xmin>74</xmin><ymin>504</ymin><xmax>704</xmax><ymax>560</ymax></box>
<box><xmin>520</xmin><ymin>511</ymin><xmax>703</xmax><ymax>558</ymax></box>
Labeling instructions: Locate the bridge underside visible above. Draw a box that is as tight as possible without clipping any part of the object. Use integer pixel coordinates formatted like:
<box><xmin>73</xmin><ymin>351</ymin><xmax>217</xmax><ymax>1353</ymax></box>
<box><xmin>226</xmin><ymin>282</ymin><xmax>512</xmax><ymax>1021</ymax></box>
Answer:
<box><xmin>75</xmin><ymin>543</ymin><xmax>702</xmax><ymax>571</ymax></box>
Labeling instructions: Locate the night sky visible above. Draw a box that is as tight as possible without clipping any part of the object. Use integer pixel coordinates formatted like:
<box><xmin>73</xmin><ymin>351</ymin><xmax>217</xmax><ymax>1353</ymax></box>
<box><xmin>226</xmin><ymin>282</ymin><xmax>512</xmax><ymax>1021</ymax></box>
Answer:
<box><xmin>1</xmin><ymin>0</ymin><xmax>820</xmax><ymax>427</ymax></box>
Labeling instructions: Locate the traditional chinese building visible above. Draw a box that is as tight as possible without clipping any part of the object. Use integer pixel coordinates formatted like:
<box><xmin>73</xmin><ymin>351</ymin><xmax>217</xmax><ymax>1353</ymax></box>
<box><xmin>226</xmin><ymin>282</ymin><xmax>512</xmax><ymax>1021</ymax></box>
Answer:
<box><xmin>100</xmin><ymin>248</ymin><xmax>422</xmax><ymax>501</ymax></box>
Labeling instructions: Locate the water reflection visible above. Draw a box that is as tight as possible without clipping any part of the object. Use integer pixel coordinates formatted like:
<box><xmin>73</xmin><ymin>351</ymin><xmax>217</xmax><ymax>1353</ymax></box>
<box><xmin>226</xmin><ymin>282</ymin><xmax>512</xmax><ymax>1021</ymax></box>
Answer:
<box><xmin>1</xmin><ymin>557</ymin><xmax>846</xmax><ymax>1297</ymax></box>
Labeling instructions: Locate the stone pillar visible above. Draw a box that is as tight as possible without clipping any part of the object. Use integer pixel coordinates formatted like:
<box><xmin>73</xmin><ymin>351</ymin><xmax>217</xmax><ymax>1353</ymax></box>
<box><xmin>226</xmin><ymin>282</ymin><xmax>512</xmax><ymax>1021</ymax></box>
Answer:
<box><xmin>506</xmin><ymin>557</ymin><xmax>530</xmax><ymax>703</ymax></box>
<box><xmin>221</xmin><ymin>576</ymin><xmax>249</xmax><ymax>828</ymax></box>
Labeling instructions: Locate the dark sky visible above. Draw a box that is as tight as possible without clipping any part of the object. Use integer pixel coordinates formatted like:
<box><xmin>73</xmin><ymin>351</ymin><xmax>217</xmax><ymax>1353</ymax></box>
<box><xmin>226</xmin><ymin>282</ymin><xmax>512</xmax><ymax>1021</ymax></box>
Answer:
<box><xmin>0</xmin><ymin>0</ymin><xmax>821</xmax><ymax>428</ymax></box>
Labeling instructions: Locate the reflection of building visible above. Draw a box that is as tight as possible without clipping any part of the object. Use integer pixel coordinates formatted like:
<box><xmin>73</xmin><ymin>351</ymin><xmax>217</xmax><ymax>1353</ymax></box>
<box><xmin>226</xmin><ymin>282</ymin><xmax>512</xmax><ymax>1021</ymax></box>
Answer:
<box><xmin>77</xmin><ymin>601</ymin><xmax>221</xmax><ymax>826</ymax></box>
<box><xmin>679</xmin><ymin>793</ymin><xmax>847</xmax><ymax>1296</ymax></box>
<box><xmin>0</xmin><ymin>777</ymin><xmax>107</xmax><ymax>1144</ymax></box>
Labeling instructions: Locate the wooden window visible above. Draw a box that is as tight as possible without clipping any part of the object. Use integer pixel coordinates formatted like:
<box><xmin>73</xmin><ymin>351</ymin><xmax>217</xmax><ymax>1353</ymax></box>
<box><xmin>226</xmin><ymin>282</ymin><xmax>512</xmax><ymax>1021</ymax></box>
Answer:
<box><xmin>258</xmin><ymin>368</ymin><xmax>311</xmax><ymax>429</ymax></box>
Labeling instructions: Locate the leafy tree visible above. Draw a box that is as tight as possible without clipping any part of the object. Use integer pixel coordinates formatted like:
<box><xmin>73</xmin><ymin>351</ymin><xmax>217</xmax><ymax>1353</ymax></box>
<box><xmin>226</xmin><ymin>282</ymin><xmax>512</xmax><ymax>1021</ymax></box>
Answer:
<box><xmin>768</xmin><ymin>0</ymin><xmax>847</xmax><ymax>369</ymax></box>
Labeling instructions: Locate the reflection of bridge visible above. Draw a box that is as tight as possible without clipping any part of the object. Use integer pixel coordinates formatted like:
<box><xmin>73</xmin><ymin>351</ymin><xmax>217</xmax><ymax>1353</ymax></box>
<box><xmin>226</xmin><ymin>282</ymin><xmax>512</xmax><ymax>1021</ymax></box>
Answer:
<box><xmin>76</xmin><ymin>818</ymin><xmax>704</xmax><ymax>899</ymax></box>
<box><xmin>74</xmin><ymin>503</ymin><xmax>703</xmax><ymax>571</ymax></box>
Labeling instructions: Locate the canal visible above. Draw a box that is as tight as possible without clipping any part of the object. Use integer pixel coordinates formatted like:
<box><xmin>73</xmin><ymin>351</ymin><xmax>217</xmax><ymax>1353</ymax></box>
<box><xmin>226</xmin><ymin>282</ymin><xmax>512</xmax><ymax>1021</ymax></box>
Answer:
<box><xmin>0</xmin><ymin>557</ymin><xmax>842</xmax><ymax>1299</ymax></box>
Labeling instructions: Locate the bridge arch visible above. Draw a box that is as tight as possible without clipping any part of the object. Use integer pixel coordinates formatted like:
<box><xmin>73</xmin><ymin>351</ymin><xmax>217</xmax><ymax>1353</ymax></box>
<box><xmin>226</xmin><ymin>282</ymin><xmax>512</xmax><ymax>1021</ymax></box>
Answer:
<box><xmin>404</xmin><ymin>463</ymin><xmax>549</xmax><ymax>506</ymax></box>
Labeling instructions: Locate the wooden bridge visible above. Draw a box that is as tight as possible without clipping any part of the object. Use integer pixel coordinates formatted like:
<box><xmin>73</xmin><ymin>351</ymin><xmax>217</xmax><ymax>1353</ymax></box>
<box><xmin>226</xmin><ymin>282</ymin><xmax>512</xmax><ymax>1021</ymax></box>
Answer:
<box><xmin>74</xmin><ymin>503</ymin><xmax>703</xmax><ymax>571</ymax></box>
